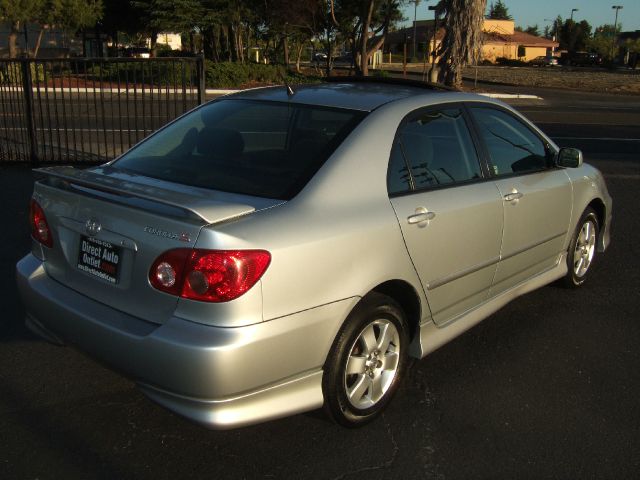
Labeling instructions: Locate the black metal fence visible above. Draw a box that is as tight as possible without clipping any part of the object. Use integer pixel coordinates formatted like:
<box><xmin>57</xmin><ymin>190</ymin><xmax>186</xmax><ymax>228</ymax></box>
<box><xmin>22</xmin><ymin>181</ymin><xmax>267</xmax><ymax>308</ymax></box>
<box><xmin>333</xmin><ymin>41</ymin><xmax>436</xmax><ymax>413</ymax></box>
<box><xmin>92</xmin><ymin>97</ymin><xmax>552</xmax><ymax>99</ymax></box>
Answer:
<box><xmin>0</xmin><ymin>57</ymin><xmax>205</xmax><ymax>164</ymax></box>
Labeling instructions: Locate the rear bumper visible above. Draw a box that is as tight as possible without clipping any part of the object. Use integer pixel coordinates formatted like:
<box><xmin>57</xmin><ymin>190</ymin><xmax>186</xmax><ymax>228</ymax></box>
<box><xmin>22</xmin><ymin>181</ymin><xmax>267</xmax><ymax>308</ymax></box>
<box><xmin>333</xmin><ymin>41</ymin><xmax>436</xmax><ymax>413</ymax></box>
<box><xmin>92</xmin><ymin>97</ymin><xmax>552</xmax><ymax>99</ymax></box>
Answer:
<box><xmin>17</xmin><ymin>253</ymin><xmax>356</xmax><ymax>429</ymax></box>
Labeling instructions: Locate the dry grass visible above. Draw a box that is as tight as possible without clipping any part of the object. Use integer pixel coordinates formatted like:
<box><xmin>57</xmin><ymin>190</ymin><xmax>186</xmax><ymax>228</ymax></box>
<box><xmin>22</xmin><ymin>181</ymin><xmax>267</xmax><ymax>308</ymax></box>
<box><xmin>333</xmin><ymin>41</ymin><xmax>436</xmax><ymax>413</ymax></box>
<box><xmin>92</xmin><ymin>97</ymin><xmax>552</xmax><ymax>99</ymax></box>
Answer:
<box><xmin>462</xmin><ymin>65</ymin><xmax>640</xmax><ymax>94</ymax></box>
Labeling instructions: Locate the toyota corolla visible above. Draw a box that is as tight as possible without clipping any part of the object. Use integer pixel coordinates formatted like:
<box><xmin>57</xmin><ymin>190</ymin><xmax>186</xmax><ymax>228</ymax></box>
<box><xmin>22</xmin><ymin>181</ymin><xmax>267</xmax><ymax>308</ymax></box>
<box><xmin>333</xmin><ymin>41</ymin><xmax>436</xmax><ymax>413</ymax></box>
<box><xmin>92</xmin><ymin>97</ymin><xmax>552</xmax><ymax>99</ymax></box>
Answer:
<box><xmin>17</xmin><ymin>79</ymin><xmax>612</xmax><ymax>429</ymax></box>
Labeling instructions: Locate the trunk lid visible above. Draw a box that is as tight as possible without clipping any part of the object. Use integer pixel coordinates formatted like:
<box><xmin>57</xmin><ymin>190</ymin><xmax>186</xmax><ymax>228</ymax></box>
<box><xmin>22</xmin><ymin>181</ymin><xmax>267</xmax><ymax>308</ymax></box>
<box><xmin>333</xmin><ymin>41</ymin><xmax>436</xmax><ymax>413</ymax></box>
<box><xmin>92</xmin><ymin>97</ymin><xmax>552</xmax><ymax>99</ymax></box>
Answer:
<box><xmin>32</xmin><ymin>166</ymin><xmax>278</xmax><ymax>325</ymax></box>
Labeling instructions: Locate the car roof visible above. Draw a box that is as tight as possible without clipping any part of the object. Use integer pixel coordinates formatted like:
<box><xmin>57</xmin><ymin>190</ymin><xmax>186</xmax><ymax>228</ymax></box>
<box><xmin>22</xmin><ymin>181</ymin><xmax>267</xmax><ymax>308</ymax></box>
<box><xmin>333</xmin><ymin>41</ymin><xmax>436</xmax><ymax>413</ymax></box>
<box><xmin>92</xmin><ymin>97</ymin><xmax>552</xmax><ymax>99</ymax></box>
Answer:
<box><xmin>226</xmin><ymin>80</ymin><xmax>457</xmax><ymax>112</ymax></box>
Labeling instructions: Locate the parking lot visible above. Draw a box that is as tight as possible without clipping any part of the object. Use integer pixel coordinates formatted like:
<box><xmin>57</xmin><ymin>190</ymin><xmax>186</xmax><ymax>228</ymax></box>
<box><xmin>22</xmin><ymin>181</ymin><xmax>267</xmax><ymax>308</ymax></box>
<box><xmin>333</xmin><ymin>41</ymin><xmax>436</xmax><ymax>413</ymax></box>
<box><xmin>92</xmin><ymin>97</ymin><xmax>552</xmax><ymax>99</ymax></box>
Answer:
<box><xmin>1</xmin><ymin>86</ymin><xmax>639</xmax><ymax>479</ymax></box>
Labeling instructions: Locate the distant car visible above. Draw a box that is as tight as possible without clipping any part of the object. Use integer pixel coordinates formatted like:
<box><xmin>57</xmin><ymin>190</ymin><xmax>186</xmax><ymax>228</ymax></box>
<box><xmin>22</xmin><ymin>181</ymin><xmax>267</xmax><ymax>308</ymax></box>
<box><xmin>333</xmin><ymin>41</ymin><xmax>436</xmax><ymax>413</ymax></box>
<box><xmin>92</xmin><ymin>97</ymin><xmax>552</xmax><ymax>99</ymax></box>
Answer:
<box><xmin>529</xmin><ymin>55</ymin><xmax>559</xmax><ymax>67</ymax></box>
<box><xmin>124</xmin><ymin>47</ymin><xmax>151</xmax><ymax>58</ymax></box>
<box><xmin>17</xmin><ymin>79</ymin><xmax>612</xmax><ymax>430</ymax></box>
<box><xmin>333</xmin><ymin>53</ymin><xmax>355</xmax><ymax>66</ymax></box>
<box><xmin>312</xmin><ymin>52</ymin><xmax>328</xmax><ymax>63</ymax></box>
<box><xmin>565</xmin><ymin>52</ymin><xmax>603</xmax><ymax>66</ymax></box>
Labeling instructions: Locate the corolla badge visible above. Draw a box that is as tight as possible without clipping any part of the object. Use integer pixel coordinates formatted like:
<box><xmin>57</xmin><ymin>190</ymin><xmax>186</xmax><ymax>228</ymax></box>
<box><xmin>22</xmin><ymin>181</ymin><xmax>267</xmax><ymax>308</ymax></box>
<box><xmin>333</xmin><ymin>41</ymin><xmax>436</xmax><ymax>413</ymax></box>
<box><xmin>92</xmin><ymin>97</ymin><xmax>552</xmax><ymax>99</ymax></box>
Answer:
<box><xmin>85</xmin><ymin>218</ymin><xmax>102</xmax><ymax>236</ymax></box>
<box><xmin>144</xmin><ymin>226</ymin><xmax>191</xmax><ymax>243</ymax></box>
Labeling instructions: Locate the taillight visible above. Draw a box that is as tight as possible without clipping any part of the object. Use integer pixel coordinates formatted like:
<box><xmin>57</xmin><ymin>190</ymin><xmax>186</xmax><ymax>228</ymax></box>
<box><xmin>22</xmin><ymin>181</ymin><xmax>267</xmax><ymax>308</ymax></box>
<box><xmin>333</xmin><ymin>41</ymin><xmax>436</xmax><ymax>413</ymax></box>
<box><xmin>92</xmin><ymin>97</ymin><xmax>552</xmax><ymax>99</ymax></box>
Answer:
<box><xmin>29</xmin><ymin>199</ymin><xmax>53</xmax><ymax>248</ymax></box>
<box><xmin>149</xmin><ymin>249</ymin><xmax>271</xmax><ymax>303</ymax></box>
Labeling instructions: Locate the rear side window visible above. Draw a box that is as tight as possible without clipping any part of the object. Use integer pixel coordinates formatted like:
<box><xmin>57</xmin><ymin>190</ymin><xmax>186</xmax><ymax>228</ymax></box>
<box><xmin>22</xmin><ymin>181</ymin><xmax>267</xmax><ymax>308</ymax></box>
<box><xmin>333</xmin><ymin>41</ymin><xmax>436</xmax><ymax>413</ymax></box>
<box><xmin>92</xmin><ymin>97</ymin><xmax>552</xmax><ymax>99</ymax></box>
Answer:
<box><xmin>470</xmin><ymin>107</ymin><xmax>548</xmax><ymax>176</ymax></box>
<box><xmin>388</xmin><ymin>107</ymin><xmax>482</xmax><ymax>195</ymax></box>
<box><xmin>113</xmin><ymin>99</ymin><xmax>365</xmax><ymax>200</ymax></box>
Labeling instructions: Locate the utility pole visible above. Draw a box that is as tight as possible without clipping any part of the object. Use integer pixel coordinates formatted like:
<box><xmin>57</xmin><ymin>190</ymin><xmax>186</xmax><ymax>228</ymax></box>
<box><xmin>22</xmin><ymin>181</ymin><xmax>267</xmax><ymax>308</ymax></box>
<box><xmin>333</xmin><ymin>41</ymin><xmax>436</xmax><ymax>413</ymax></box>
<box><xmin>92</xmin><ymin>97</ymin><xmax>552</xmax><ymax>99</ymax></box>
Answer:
<box><xmin>611</xmin><ymin>5</ymin><xmax>623</xmax><ymax>61</ymax></box>
<box><xmin>570</xmin><ymin>8</ymin><xmax>578</xmax><ymax>21</ymax></box>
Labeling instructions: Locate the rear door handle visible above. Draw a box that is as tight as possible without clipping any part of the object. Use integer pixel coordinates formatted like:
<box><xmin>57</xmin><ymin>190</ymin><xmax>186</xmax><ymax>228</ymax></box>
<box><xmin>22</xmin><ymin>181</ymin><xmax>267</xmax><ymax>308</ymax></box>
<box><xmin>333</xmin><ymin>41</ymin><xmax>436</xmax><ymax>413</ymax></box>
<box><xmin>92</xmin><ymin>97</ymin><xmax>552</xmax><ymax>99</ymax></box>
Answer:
<box><xmin>407</xmin><ymin>207</ymin><xmax>436</xmax><ymax>225</ymax></box>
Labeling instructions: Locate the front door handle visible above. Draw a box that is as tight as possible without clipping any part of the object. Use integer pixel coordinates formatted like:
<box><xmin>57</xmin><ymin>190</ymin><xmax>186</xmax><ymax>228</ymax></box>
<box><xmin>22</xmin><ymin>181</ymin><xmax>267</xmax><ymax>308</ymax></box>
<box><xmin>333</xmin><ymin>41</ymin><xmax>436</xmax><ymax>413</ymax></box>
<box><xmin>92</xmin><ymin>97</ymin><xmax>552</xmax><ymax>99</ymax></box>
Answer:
<box><xmin>407</xmin><ymin>207</ymin><xmax>436</xmax><ymax>225</ymax></box>
<box><xmin>503</xmin><ymin>190</ymin><xmax>524</xmax><ymax>203</ymax></box>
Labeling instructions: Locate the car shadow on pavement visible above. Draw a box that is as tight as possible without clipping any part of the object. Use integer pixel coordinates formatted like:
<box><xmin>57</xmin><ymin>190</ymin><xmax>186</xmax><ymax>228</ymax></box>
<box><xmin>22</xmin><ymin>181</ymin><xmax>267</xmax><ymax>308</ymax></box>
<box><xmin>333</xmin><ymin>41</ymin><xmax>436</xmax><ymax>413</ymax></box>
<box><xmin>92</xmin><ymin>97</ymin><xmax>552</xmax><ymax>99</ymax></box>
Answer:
<box><xmin>1</xmin><ymin>165</ymin><xmax>38</xmax><ymax>342</ymax></box>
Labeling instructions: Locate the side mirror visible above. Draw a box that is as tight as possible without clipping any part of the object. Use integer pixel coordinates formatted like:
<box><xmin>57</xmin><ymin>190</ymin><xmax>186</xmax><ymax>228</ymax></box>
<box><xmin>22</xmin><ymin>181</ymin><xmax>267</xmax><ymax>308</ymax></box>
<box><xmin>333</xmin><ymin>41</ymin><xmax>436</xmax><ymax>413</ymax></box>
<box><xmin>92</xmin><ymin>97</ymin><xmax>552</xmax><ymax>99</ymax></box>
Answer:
<box><xmin>557</xmin><ymin>148</ymin><xmax>583</xmax><ymax>168</ymax></box>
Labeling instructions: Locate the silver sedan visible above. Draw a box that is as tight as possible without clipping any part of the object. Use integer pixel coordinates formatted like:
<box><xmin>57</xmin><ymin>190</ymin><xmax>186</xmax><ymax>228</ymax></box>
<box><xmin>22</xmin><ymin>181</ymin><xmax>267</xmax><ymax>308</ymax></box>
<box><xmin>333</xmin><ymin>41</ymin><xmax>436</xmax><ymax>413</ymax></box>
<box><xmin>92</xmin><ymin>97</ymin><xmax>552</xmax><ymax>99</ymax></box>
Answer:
<box><xmin>17</xmin><ymin>80</ymin><xmax>612</xmax><ymax>429</ymax></box>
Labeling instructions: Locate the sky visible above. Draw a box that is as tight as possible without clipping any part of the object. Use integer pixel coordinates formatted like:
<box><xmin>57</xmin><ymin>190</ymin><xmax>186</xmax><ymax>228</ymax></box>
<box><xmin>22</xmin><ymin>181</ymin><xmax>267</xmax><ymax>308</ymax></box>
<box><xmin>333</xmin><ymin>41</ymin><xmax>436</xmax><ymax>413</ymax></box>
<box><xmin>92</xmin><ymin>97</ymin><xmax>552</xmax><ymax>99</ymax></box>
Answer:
<box><xmin>402</xmin><ymin>0</ymin><xmax>640</xmax><ymax>33</ymax></box>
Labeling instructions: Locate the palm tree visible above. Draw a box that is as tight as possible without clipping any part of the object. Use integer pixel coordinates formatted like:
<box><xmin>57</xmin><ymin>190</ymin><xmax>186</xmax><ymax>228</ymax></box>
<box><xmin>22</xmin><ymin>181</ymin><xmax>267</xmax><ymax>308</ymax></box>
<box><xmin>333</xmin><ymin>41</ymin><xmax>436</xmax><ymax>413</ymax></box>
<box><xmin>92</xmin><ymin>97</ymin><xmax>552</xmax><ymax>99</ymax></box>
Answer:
<box><xmin>436</xmin><ymin>0</ymin><xmax>487</xmax><ymax>88</ymax></box>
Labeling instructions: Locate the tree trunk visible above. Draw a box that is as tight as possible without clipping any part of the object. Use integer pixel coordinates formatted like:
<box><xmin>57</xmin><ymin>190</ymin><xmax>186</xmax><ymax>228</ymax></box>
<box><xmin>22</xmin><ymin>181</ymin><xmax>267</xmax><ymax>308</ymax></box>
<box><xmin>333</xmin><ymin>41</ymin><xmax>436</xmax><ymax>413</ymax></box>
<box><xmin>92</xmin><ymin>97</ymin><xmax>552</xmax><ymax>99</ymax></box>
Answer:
<box><xmin>295</xmin><ymin>42</ymin><xmax>304</xmax><ymax>72</ymax></box>
<box><xmin>9</xmin><ymin>21</ymin><xmax>20</xmax><ymax>58</ymax></box>
<box><xmin>202</xmin><ymin>27</ymin><xmax>214</xmax><ymax>60</ymax></box>
<box><xmin>283</xmin><ymin>35</ymin><xmax>290</xmax><ymax>66</ymax></box>
<box><xmin>437</xmin><ymin>0</ymin><xmax>487</xmax><ymax>88</ymax></box>
<box><xmin>150</xmin><ymin>30</ymin><xmax>158</xmax><ymax>58</ymax></box>
<box><xmin>359</xmin><ymin>0</ymin><xmax>376</xmax><ymax>76</ymax></box>
<box><xmin>228</xmin><ymin>24</ymin><xmax>238</xmax><ymax>62</ymax></box>
<box><xmin>237</xmin><ymin>26</ymin><xmax>244</xmax><ymax>63</ymax></box>
<box><xmin>34</xmin><ymin>28</ymin><xmax>46</xmax><ymax>59</ymax></box>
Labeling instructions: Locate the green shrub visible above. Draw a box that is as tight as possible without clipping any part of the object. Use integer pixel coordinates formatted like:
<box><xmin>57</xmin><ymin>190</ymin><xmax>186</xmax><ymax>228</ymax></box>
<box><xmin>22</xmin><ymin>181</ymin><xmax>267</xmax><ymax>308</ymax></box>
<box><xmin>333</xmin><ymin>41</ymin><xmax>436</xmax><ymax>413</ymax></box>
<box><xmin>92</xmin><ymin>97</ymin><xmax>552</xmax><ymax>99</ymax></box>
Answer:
<box><xmin>495</xmin><ymin>57</ymin><xmax>528</xmax><ymax>67</ymax></box>
<box><xmin>371</xmin><ymin>69</ymin><xmax>391</xmax><ymax>78</ymax></box>
<box><xmin>83</xmin><ymin>61</ymin><xmax>197</xmax><ymax>86</ymax></box>
<box><xmin>0</xmin><ymin>62</ymin><xmax>46</xmax><ymax>85</ymax></box>
<box><xmin>205</xmin><ymin>61</ymin><xmax>310</xmax><ymax>88</ymax></box>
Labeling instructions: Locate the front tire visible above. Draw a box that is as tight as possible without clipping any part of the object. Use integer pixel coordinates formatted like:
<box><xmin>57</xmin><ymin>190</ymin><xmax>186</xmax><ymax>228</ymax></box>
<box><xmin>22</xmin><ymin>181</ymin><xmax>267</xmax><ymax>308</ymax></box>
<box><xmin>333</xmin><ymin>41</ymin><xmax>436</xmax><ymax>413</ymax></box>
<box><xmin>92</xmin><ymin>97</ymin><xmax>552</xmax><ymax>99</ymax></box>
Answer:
<box><xmin>322</xmin><ymin>293</ymin><xmax>409</xmax><ymax>427</ymax></box>
<box><xmin>563</xmin><ymin>207</ymin><xmax>599</xmax><ymax>288</ymax></box>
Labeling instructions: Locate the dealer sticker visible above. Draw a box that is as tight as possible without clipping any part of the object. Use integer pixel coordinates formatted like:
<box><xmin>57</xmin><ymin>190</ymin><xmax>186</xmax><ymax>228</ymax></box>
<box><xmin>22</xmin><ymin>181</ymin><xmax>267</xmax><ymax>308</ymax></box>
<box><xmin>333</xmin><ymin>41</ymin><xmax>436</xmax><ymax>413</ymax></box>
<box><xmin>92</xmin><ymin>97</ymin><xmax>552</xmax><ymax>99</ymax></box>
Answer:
<box><xmin>77</xmin><ymin>236</ymin><xmax>122</xmax><ymax>284</ymax></box>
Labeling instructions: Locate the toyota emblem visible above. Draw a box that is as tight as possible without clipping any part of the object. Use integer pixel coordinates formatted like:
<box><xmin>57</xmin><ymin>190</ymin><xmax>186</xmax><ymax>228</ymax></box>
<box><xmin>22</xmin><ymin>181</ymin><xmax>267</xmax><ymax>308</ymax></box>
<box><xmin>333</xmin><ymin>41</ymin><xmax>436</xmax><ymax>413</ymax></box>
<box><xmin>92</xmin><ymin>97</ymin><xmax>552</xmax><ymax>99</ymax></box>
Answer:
<box><xmin>85</xmin><ymin>218</ymin><xmax>102</xmax><ymax>236</ymax></box>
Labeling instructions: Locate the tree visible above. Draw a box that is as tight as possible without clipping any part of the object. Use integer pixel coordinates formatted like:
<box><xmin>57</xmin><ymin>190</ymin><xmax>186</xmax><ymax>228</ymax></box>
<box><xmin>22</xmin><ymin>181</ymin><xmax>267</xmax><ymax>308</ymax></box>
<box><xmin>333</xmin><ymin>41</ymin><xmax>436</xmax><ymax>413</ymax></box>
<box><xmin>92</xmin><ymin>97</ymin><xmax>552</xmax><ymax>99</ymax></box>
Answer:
<box><xmin>327</xmin><ymin>0</ymin><xmax>404</xmax><ymax>77</ymax></box>
<box><xmin>352</xmin><ymin>0</ymin><xmax>403</xmax><ymax>76</ymax></box>
<box><xmin>437</xmin><ymin>0</ymin><xmax>487</xmax><ymax>88</ymax></box>
<box><xmin>487</xmin><ymin>0</ymin><xmax>511</xmax><ymax>20</ymax></box>
<box><xmin>0</xmin><ymin>0</ymin><xmax>102</xmax><ymax>58</ymax></box>
<box><xmin>34</xmin><ymin>0</ymin><xmax>104</xmax><ymax>57</ymax></box>
<box><xmin>524</xmin><ymin>24</ymin><xmax>540</xmax><ymax>37</ymax></box>
<box><xmin>256</xmin><ymin>0</ymin><xmax>323</xmax><ymax>68</ymax></box>
<box><xmin>559</xmin><ymin>18</ymin><xmax>591</xmax><ymax>51</ymax></box>
<box><xmin>132</xmin><ymin>0</ymin><xmax>203</xmax><ymax>56</ymax></box>
<box><xmin>0</xmin><ymin>0</ymin><xmax>43</xmax><ymax>57</ymax></box>
<box><xmin>588</xmin><ymin>24</ymin><xmax>622</xmax><ymax>60</ymax></box>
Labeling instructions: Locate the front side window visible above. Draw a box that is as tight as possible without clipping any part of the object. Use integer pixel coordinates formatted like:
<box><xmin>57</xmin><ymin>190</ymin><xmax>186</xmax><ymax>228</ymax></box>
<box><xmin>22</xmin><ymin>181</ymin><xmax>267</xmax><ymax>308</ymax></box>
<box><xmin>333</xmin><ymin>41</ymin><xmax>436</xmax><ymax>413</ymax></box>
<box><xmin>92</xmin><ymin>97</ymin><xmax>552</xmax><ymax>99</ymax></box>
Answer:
<box><xmin>470</xmin><ymin>106</ymin><xmax>548</xmax><ymax>176</ymax></box>
<box><xmin>388</xmin><ymin>107</ymin><xmax>482</xmax><ymax>195</ymax></box>
<box><xmin>113</xmin><ymin>99</ymin><xmax>365</xmax><ymax>200</ymax></box>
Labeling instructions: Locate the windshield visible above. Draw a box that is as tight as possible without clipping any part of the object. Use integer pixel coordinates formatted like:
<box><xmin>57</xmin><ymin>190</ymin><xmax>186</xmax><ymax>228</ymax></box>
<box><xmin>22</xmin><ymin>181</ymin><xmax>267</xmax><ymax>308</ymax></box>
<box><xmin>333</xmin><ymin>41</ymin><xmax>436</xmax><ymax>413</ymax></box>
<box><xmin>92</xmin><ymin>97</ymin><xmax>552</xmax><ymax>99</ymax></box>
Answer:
<box><xmin>113</xmin><ymin>99</ymin><xmax>366</xmax><ymax>200</ymax></box>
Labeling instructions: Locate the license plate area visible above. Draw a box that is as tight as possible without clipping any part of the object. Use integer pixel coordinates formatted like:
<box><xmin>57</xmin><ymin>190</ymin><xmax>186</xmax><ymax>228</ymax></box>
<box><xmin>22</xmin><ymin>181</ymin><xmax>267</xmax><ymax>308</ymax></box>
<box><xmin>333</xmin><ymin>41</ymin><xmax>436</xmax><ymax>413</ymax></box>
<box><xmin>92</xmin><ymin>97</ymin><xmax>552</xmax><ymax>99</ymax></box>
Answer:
<box><xmin>77</xmin><ymin>236</ymin><xmax>122</xmax><ymax>284</ymax></box>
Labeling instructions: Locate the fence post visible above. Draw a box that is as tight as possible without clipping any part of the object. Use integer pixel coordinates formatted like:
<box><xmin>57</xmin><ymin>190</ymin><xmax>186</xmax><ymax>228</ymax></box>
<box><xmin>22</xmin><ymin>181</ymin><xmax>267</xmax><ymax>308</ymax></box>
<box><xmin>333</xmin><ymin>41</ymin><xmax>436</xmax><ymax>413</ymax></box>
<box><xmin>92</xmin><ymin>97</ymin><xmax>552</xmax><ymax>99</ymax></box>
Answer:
<box><xmin>20</xmin><ymin>57</ymin><xmax>38</xmax><ymax>166</ymax></box>
<box><xmin>197</xmin><ymin>54</ymin><xmax>205</xmax><ymax>105</ymax></box>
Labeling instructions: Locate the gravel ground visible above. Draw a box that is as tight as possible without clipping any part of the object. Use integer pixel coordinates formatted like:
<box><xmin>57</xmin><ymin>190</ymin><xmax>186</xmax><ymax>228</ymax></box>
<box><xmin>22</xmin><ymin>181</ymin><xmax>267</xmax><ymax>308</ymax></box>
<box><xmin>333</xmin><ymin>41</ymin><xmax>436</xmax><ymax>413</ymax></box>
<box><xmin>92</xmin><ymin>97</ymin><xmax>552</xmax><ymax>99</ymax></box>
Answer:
<box><xmin>375</xmin><ymin>63</ymin><xmax>640</xmax><ymax>94</ymax></box>
<box><xmin>461</xmin><ymin>65</ymin><xmax>640</xmax><ymax>94</ymax></box>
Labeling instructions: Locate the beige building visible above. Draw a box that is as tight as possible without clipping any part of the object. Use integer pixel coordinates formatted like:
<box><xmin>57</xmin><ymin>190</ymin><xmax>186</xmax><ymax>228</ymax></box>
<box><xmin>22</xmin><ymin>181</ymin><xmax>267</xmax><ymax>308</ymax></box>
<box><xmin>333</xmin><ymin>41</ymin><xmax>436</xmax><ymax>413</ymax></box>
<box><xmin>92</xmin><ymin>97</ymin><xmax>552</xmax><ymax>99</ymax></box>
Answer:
<box><xmin>482</xmin><ymin>19</ymin><xmax>557</xmax><ymax>62</ymax></box>
<box><xmin>386</xmin><ymin>19</ymin><xmax>558</xmax><ymax>64</ymax></box>
<box><xmin>156</xmin><ymin>33</ymin><xmax>182</xmax><ymax>51</ymax></box>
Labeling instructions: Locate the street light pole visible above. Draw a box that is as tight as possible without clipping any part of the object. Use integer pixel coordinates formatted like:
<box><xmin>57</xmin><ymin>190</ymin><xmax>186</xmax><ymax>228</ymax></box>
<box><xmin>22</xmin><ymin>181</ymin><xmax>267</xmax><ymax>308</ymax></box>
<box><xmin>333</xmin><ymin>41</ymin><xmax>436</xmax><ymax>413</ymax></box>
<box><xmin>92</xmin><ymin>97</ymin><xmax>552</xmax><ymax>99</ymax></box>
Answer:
<box><xmin>544</xmin><ymin>18</ymin><xmax>559</xmax><ymax>53</ymax></box>
<box><xmin>428</xmin><ymin>5</ymin><xmax>438</xmax><ymax>83</ymax></box>
<box><xmin>611</xmin><ymin>5</ymin><xmax>623</xmax><ymax>61</ymax></box>
<box><xmin>570</xmin><ymin>8</ymin><xmax>578</xmax><ymax>21</ymax></box>
<box><xmin>412</xmin><ymin>0</ymin><xmax>420</xmax><ymax>61</ymax></box>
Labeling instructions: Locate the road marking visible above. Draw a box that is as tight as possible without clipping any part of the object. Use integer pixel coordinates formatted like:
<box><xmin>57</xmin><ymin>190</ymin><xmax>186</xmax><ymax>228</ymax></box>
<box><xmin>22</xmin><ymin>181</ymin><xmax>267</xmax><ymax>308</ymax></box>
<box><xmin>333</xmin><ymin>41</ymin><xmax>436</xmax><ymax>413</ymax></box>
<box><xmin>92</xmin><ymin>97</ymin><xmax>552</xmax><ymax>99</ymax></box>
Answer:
<box><xmin>567</xmin><ymin>105</ymin><xmax>639</xmax><ymax>111</ymax></box>
<box><xmin>551</xmin><ymin>136</ymin><xmax>640</xmax><ymax>142</ymax></box>
<box><xmin>535</xmin><ymin>121</ymin><xmax>639</xmax><ymax>127</ymax></box>
<box><xmin>604</xmin><ymin>174</ymin><xmax>640</xmax><ymax>179</ymax></box>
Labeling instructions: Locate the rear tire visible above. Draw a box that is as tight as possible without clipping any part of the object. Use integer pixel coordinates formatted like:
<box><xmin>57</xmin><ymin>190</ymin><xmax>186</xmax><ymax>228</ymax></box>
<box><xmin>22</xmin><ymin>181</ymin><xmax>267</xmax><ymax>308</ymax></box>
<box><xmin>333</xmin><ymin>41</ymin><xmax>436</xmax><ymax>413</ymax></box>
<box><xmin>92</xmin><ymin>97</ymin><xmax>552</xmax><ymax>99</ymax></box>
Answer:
<box><xmin>322</xmin><ymin>293</ymin><xmax>409</xmax><ymax>427</ymax></box>
<box><xmin>563</xmin><ymin>207</ymin><xmax>599</xmax><ymax>288</ymax></box>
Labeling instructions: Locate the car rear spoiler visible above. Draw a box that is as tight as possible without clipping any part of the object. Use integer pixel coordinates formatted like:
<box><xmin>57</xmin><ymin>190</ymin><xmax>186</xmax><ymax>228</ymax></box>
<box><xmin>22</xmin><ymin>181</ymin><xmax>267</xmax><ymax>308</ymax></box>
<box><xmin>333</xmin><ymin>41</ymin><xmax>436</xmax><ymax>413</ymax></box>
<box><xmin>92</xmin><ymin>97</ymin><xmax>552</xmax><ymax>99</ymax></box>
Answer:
<box><xmin>33</xmin><ymin>166</ymin><xmax>256</xmax><ymax>225</ymax></box>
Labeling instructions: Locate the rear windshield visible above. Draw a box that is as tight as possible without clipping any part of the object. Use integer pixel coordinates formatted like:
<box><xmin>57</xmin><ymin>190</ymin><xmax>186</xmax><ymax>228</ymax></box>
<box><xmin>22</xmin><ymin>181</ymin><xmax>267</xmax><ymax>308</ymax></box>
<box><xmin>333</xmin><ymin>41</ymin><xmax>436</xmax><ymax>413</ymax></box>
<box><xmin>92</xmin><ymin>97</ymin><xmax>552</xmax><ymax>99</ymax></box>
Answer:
<box><xmin>112</xmin><ymin>99</ymin><xmax>366</xmax><ymax>200</ymax></box>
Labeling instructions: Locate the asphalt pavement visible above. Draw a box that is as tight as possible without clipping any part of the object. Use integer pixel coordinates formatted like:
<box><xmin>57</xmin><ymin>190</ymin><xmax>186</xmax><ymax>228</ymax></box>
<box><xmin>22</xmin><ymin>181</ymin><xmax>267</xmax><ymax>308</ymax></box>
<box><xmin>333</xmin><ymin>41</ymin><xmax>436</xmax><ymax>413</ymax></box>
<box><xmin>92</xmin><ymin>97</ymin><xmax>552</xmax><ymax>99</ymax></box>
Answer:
<box><xmin>1</xmin><ymin>86</ymin><xmax>639</xmax><ymax>479</ymax></box>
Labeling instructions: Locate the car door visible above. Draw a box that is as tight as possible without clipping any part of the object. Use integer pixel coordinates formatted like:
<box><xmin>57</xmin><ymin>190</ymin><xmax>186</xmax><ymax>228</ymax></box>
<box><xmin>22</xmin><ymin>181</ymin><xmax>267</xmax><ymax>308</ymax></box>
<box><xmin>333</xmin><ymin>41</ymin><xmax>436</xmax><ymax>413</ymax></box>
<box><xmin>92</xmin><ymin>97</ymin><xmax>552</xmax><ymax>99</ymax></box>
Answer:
<box><xmin>388</xmin><ymin>106</ymin><xmax>504</xmax><ymax>326</ymax></box>
<box><xmin>467</xmin><ymin>105</ymin><xmax>572</xmax><ymax>297</ymax></box>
